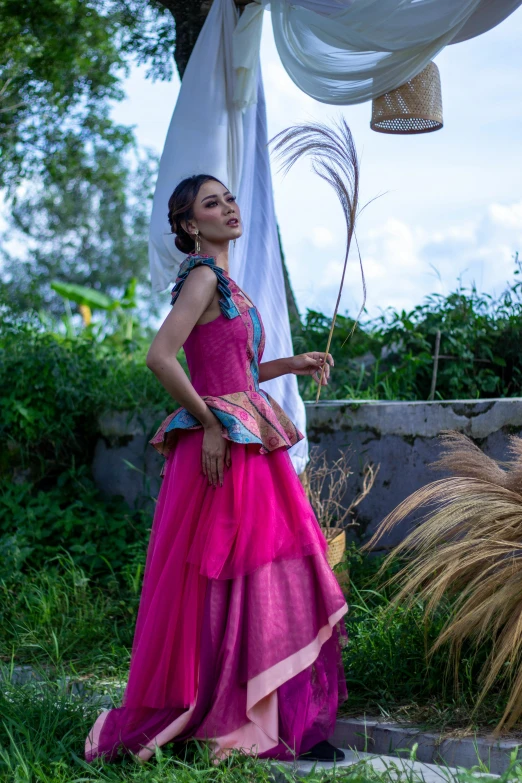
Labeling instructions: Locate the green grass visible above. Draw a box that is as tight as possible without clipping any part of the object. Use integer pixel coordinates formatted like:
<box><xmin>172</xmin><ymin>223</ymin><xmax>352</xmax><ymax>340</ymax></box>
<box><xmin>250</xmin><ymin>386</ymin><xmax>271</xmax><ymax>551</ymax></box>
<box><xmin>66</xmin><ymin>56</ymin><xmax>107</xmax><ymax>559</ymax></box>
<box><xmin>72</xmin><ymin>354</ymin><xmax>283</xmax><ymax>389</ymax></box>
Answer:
<box><xmin>0</xmin><ymin>544</ymin><xmax>517</xmax><ymax>783</ymax></box>
<box><xmin>0</xmin><ymin>553</ymin><xmax>520</xmax><ymax>779</ymax></box>
<box><xmin>0</xmin><ymin>558</ymin><xmax>134</xmax><ymax>682</ymax></box>
<box><xmin>0</xmin><ymin>550</ymin><xmax>512</xmax><ymax>737</ymax></box>
<box><xmin>342</xmin><ymin>584</ymin><xmax>506</xmax><ymax>733</ymax></box>
<box><xmin>1</xmin><ymin>675</ymin><xmax>517</xmax><ymax>783</ymax></box>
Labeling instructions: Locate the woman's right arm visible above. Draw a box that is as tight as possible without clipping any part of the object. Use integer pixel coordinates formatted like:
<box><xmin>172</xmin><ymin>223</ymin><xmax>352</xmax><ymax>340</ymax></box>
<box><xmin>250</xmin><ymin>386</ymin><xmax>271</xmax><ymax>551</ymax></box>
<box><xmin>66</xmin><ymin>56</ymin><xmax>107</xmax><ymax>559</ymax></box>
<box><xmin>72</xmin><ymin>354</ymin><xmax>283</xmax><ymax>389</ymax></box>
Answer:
<box><xmin>146</xmin><ymin>266</ymin><xmax>230</xmax><ymax>486</ymax></box>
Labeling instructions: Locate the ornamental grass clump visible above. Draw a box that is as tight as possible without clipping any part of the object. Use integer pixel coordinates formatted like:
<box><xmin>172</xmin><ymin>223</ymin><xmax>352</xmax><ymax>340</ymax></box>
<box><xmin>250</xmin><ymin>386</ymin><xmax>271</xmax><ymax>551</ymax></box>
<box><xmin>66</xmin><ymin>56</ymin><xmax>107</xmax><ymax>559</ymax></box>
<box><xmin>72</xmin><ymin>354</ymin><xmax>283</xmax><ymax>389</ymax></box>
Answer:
<box><xmin>367</xmin><ymin>430</ymin><xmax>522</xmax><ymax>732</ymax></box>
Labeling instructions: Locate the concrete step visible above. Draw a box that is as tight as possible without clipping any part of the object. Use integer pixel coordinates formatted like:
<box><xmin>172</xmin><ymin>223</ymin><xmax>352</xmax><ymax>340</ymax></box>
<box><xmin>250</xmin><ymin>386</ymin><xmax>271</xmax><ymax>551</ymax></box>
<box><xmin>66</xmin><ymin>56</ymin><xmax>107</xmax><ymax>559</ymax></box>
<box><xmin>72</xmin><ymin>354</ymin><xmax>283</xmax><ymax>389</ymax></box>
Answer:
<box><xmin>278</xmin><ymin>748</ymin><xmax>497</xmax><ymax>781</ymax></box>
<box><xmin>332</xmin><ymin>717</ymin><xmax>522</xmax><ymax>776</ymax></box>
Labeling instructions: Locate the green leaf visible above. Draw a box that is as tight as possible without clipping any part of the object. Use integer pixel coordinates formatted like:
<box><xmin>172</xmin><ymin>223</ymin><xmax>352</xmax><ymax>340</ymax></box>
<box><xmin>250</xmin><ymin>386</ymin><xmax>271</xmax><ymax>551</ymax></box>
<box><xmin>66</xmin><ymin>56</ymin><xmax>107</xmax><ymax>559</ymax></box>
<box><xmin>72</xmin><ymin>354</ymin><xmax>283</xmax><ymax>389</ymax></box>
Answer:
<box><xmin>51</xmin><ymin>281</ymin><xmax>114</xmax><ymax>310</ymax></box>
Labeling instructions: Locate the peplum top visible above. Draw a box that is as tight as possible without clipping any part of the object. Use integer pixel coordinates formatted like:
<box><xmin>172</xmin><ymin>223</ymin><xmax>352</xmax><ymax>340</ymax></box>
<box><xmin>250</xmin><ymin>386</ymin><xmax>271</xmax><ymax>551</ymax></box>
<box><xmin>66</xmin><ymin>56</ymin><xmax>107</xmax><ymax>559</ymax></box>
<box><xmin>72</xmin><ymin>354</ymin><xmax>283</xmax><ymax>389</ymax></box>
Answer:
<box><xmin>149</xmin><ymin>253</ymin><xmax>305</xmax><ymax>458</ymax></box>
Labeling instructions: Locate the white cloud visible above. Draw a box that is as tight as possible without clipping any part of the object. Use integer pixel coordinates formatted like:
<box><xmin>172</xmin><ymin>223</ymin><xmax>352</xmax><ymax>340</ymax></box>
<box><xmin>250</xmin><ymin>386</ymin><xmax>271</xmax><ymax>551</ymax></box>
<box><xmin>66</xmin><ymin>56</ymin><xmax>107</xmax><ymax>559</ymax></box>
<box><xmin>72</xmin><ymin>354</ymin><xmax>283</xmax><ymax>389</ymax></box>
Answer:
<box><xmin>309</xmin><ymin>226</ymin><xmax>335</xmax><ymax>248</ymax></box>
<box><xmin>364</xmin><ymin>218</ymin><xmax>419</xmax><ymax>271</ymax></box>
<box><xmin>488</xmin><ymin>202</ymin><xmax>522</xmax><ymax>231</ymax></box>
<box><xmin>285</xmin><ymin>199</ymin><xmax>522</xmax><ymax>319</ymax></box>
<box><xmin>362</xmin><ymin>201</ymin><xmax>522</xmax><ymax>316</ymax></box>
<box><xmin>258</xmin><ymin>8</ymin><xmax>522</xmax><ymax>320</ymax></box>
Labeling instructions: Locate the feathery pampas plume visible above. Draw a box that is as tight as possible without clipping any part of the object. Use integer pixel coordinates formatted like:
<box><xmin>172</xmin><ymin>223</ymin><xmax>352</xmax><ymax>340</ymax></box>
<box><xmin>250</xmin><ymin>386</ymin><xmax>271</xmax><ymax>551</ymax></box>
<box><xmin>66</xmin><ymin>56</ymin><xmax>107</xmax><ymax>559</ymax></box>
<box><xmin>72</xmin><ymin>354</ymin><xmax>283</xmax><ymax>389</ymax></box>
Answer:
<box><xmin>269</xmin><ymin>117</ymin><xmax>364</xmax><ymax>403</ymax></box>
<box><xmin>365</xmin><ymin>430</ymin><xmax>522</xmax><ymax>732</ymax></box>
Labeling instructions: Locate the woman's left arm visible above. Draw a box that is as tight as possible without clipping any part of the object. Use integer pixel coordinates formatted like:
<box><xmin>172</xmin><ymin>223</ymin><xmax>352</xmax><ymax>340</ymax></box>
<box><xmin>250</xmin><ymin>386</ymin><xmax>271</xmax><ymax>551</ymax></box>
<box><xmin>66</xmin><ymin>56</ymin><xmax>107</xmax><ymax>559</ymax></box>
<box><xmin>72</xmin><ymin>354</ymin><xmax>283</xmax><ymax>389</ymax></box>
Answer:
<box><xmin>259</xmin><ymin>352</ymin><xmax>334</xmax><ymax>385</ymax></box>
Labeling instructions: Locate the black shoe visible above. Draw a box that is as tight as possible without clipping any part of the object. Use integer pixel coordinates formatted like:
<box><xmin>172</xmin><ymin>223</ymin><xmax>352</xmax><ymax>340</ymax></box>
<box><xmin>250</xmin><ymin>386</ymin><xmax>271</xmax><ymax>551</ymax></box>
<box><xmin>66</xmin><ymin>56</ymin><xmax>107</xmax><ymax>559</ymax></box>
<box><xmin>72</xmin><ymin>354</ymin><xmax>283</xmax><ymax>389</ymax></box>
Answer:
<box><xmin>298</xmin><ymin>740</ymin><xmax>345</xmax><ymax>762</ymax></box>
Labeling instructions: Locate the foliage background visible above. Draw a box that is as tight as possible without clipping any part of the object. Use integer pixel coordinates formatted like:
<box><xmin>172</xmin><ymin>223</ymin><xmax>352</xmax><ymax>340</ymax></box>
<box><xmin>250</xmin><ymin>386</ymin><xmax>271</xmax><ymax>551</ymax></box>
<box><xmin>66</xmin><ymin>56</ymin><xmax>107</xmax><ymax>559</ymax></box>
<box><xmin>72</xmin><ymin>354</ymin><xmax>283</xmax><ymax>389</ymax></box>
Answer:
<box><xmin>1</xmin><ymin>256</ymin><xmax>520</xmax><ymax>600</ymax></box>
<box><xmin>296</xmin><ymin>254</ymin><xmax>522</xmax><ymax>402</ymax></box>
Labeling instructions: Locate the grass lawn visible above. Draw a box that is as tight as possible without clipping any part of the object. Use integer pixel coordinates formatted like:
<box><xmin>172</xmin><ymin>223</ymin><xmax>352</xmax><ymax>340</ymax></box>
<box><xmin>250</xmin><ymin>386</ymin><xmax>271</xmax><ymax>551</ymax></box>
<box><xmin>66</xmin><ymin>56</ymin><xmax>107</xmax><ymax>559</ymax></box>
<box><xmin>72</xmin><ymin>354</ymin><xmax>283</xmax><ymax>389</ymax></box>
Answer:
<box><xmin>2</xmin><ymin>674</ymin><xmax>519</xmax><ymax>783</ymax></box>
<box><xmin>0</xmin><ymin>550</ymin><xmax>517</xmax><ymax>780</ymax></box>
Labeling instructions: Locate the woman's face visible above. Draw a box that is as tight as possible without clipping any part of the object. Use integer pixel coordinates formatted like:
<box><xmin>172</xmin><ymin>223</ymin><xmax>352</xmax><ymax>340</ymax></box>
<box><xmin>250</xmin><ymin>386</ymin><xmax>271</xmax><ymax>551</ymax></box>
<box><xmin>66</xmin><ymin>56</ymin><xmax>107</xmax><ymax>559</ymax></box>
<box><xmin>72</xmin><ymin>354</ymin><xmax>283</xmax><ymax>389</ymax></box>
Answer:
<box><xmin>185</xmin><ymin>180</ymin><xmax>242</xmax><ymax>245</ymax></box>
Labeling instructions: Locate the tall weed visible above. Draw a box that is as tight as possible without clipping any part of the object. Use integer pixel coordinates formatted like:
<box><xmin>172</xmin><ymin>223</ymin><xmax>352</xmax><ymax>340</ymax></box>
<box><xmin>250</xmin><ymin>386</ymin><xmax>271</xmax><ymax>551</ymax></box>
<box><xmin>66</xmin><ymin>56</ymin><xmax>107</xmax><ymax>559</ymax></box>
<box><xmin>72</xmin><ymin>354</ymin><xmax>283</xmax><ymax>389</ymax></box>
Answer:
<box><xmin>343</xmin><ymin>548</ymin><xmax>506</xmax><ymax>729</ymax></box>
<box><xmin>0</xmin><ymin>556</ymin><xmax>136</xmax><ymax>670</ymax></box>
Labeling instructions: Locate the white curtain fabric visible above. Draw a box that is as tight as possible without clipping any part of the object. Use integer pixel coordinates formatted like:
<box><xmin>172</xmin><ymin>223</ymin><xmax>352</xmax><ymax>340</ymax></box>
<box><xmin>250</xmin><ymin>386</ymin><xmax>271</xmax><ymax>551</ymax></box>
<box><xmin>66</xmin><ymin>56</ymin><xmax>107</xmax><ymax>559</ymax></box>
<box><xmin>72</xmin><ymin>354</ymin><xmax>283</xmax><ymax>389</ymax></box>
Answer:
<box><xmin>149</xmin><ymin>0</ymin><xmax>242</xmax><ymax>294</ymax></box>
<box><xmin>148</xmin><ymin>0</ymin><xmax>309</xmax><ymax>473</ymax></box>
<box><xmin>233</xmin><ymin>0</ymin><xmax>522</xmax><ymax>108</ymax></box>
<box><xmin>450</xmin><ymin>0</ymin><xmax>522</xmax><ymax>43</ymax></box>
<box><xmin>230</xmin><ymin>71</ymin><xmax>309</xmax><ymax>474</ymax></box>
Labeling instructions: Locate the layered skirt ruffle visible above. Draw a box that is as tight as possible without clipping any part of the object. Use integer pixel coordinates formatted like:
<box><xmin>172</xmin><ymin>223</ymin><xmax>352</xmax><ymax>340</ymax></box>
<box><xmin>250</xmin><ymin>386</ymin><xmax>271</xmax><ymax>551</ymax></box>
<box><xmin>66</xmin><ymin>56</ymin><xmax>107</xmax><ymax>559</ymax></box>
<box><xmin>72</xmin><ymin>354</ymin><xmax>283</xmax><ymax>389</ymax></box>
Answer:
<box><xmin>149</xmin><ymin>389</ymin><xmax>304</xmax><ymax>458</ymax></box>
<box><xmin>85</xmin><ymin>429</ymin><xmax>348</xmax><ymax>762</ymax></box>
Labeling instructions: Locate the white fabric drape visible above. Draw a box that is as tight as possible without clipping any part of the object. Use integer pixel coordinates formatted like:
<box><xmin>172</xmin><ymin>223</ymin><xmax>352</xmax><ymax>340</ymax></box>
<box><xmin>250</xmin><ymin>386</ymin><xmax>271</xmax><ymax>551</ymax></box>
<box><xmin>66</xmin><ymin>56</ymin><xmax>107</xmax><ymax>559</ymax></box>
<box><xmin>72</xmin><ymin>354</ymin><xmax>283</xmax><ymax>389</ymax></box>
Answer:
<box><xmin>150</xmin><ymin>0</ymin><xmax>522</xmax><ymax>289</ymax></box>
<box><xmin>230</xmin><ymin>71</ymin><xmax>308</xmax><ymax>473</ymax></box>
<box><xmin>450</xmin><ymin>0</ymin><xmax>522</xmax><ymax>43</ymax></box>
<box><xmin>148</xmin><ymin>0</ymin><xmax>309</xmax><ymax>473</ymax></box>
<box><xmin>232</xmin><ymin>0</ymin><xmax>522</xmax><ymax>109</ymax></box>
<box><xmin>149</xmin><ymin>0</ymin><xmax>242</xmax><ymax>294</ymax></box>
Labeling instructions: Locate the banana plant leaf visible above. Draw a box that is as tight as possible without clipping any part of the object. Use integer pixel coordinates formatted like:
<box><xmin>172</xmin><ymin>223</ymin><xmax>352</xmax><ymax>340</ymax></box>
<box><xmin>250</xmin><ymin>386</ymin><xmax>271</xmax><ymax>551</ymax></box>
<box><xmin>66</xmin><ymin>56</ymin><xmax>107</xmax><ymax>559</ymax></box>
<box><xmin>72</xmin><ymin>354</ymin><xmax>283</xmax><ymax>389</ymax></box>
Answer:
<box><xmin>51</xmin><ymin>281</ymin><xmax>116</xmax><ymax>311</ymax></box>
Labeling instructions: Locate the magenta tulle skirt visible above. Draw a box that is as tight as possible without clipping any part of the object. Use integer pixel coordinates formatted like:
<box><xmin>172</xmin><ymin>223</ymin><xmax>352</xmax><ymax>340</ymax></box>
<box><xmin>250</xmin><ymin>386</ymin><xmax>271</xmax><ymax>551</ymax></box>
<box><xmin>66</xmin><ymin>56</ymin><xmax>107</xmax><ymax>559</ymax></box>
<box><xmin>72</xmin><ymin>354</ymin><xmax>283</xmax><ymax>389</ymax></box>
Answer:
<box><xmin>85</xmin><ymin>429</ymin><xmax>348</xmax><ymax>762</ymax></box>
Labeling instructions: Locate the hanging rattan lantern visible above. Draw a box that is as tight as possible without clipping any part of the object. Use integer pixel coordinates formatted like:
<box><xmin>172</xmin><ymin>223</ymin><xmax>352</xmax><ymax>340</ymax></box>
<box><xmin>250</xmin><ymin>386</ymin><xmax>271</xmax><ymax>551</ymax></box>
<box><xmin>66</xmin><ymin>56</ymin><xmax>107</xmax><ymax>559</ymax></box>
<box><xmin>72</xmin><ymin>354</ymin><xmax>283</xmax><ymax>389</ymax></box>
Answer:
<box><xmin>371</xmin><ymin>61</ymin><xmax>443</xmax><ymax>134</ymax></box>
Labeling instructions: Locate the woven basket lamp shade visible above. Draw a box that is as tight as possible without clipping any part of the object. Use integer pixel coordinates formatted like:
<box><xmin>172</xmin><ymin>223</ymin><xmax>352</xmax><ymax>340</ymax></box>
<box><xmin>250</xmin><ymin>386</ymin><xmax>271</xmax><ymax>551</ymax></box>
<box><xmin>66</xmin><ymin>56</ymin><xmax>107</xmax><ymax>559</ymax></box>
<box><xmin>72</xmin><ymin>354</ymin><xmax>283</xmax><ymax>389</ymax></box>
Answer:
<box><xmin>371</xmin><ymin>61</ymin><xmax>443</xmax><ymax>134</ymax></box>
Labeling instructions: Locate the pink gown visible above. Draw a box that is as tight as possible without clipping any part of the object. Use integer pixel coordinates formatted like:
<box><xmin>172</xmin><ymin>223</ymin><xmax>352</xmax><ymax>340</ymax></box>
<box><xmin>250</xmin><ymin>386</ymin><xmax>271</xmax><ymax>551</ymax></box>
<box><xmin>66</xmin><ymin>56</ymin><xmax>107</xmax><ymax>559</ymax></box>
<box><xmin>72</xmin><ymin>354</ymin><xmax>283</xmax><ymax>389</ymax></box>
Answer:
<box><xmin>85</xmin><ymin>253</ymin><xmax>348</xmax><ymax>763</ymax></box>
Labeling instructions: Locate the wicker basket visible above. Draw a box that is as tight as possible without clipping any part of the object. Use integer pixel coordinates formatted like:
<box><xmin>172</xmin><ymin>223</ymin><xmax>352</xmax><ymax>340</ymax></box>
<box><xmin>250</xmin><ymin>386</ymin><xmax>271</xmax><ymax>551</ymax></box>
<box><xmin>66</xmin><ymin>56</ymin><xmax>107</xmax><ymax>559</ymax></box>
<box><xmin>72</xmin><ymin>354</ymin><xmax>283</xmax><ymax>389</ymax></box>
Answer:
<box><xmin>371</xmin><ymin>61</ymin><xmax>443</xmax><ymax>135</ymax></box>
<box><xmin>325</xmin><ymin>527</ymin><xmax>350</xmax><ymax>597</ymax></box>
<box><xmin>325</xmin><ymin>527</ymin><xmax>346</xmax><ymax>569</ymax></box>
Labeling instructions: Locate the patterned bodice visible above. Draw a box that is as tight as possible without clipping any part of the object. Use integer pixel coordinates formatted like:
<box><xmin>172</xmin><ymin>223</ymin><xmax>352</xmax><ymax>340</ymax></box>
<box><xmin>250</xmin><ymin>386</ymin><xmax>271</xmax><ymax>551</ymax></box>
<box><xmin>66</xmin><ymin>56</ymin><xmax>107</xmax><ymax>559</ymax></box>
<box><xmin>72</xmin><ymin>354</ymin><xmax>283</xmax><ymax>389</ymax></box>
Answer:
<box><xmin>149</xmin><ymin>254</ymin><xmax>304</xmax><ymax>459</ymax></box>
<box><xmin>173</xmin><ymin>255</ymin><xmax>266</xmax><ymax>397</ymax></box>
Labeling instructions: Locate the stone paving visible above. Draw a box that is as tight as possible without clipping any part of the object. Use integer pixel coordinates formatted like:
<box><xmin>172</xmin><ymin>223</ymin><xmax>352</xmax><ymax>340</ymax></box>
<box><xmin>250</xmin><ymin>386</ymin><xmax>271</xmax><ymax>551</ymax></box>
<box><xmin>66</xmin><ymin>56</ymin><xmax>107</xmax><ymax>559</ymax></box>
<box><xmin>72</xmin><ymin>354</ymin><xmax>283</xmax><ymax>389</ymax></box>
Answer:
<box><xmin>279</xmin><ymin>748</ymin><xmax>497</xmax><ymax>781</ymax></box>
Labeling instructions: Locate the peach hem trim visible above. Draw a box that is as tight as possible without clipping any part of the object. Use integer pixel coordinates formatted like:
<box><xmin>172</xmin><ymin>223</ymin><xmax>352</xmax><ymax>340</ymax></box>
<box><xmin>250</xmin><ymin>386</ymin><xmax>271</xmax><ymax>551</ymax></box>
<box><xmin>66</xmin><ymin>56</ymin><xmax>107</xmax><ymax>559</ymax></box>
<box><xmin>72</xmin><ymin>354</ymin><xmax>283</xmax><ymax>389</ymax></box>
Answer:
<box><xmin>205</xmin><ymin>690</ymin><xmax>279</xmax><ymax>760</ymax></box>
<box><xmin>210</xmin><ymin>602</ymin><xmax>348</xmax><ymax>758</ymax></box>
<box><xmin>85</xmin><ymin>604</ymin><xmax>348</xmax><ymax>762</ymax></box>
<box><xmin>85</xmin><ymin>702</ymin><xmax>197</xmax><ymax>762</ymax></box>
<box><xmin>247</xmin><ymin>602</ymin><xmax>348</xmax><ymax>713</ymax></box>
<box><xmin>137</xmin><ymin>702</ymin><xmax>197</xmax><ymax>761</ymax></box>
<box><xmin>85</xmin><ymin>709</ymin><xmax>110</xmax><ymax>759</ymax></box>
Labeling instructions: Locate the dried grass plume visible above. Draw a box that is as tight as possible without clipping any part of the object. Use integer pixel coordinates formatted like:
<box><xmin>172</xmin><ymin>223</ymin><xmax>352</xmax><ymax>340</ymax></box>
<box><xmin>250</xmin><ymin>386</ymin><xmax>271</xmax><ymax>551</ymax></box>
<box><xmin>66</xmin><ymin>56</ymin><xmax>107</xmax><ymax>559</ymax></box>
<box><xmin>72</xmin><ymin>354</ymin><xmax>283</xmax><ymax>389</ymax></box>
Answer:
<box><xmin>366</xmin><ymin>430</ymin><xmax>522</xmax><ymax>732</ymax></box>
<box><xmin>269</xmin><ymin>117</ymin><xmax>364</xmax><ymax>402</ymax></box>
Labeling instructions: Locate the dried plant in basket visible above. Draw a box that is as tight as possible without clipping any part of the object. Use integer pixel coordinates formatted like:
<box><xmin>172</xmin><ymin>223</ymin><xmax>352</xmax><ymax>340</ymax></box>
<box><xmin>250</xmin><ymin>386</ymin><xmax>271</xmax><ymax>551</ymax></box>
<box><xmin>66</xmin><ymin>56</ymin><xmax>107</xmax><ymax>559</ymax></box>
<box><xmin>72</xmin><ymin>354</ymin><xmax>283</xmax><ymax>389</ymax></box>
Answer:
<box><xmin>302</xmin><ymin>446</ymin><xmax>378</xmax><ymax>541</ymax></box>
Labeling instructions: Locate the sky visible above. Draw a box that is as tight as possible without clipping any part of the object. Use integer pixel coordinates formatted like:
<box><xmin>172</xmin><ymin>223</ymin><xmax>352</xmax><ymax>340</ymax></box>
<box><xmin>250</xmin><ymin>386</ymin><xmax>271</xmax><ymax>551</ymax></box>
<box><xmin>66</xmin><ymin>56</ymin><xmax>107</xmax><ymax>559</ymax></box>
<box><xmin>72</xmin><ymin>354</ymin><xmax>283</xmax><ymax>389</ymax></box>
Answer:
<box><xmin>113</xmin><ymin>6</ymin><xmax>522</xmax><ymax>321</ymax></box>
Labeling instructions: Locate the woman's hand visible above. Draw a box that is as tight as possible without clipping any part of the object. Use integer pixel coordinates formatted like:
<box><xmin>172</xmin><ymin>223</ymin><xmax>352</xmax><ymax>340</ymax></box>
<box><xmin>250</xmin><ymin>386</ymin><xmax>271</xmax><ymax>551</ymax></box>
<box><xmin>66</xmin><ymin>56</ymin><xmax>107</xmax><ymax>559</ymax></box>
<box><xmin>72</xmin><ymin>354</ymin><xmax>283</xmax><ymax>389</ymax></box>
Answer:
<box><xmin>287</xmin><ymin>352</ymin><xmax>334</xmax><ymax>386</ymax></box>
<box><xmin>201</xmin><ymin>419</ymin><xmax>231</xmax><ymax>487</ymax></box>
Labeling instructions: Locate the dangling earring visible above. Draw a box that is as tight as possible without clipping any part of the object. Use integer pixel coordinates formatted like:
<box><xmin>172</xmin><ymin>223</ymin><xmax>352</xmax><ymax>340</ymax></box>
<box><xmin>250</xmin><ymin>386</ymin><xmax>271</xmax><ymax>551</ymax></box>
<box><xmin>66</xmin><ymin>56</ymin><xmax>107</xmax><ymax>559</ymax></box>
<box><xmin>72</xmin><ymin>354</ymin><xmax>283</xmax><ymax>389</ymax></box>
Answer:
<box><xmin>233</xmin><ymin>238</ymin><xmax>237</xmax><ymax>249</ymax></box>
<box><xmin>194</xmin><ymin>229</ymin><xmax>201</xmax><ymax>254</ymax></box>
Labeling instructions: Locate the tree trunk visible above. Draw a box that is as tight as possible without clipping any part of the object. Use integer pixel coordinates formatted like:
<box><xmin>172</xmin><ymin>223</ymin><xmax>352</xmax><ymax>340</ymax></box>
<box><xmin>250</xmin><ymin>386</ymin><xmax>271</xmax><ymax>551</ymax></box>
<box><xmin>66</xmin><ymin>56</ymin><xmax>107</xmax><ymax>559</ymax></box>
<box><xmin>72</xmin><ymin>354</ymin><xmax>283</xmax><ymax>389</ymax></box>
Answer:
<box><xmin>152</xmin><ymin>0</ymin><xmax>302</xmax><ymax>336</ymax></box>
<box><xmin>151</xmin><ymin>1</ymin><xmax>206</xmax><ymax>78</ymax></box>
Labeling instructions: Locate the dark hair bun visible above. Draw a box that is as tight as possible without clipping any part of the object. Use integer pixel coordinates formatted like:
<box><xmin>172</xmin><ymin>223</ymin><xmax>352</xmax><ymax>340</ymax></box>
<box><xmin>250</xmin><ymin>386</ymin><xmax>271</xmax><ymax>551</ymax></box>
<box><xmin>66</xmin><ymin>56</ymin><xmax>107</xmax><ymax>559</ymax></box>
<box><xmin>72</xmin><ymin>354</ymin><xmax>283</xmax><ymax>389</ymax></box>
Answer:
<box><xmin>174</xmin><ymin>231</ymin><xmax>195</xmax><ymax>254</ymax></box>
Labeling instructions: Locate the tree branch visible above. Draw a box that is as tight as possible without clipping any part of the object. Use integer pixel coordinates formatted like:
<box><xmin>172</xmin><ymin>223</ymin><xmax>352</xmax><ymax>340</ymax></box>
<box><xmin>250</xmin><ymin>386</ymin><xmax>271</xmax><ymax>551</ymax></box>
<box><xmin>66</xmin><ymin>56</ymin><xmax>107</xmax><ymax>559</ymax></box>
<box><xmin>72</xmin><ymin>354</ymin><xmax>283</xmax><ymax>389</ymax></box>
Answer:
<box><xmin>151</xmin><ymin>0</ymin><xmax>247</xmax><ymax>78</ymax></box>
<box><xmin>149</xmin><ymin>0</ymin><xmax>205</xmax><ymax>78</ymax></box>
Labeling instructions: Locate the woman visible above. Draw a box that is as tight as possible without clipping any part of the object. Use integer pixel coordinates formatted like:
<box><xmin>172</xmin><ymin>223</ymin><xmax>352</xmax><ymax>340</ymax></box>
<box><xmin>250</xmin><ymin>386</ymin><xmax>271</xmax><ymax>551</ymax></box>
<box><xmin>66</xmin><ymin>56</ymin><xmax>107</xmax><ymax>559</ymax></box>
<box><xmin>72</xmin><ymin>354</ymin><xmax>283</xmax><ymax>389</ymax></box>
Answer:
<box><xmin>85</xmin><ymin>174</ymin><xmax>348</xmax><ymax>764</ymax></box>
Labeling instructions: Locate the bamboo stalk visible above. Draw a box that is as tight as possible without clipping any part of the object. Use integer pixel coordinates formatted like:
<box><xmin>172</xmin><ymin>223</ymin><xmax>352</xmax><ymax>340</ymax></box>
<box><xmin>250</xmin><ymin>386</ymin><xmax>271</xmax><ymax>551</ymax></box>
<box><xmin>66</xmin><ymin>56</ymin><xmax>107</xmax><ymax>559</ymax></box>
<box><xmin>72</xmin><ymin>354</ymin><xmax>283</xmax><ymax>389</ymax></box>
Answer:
<box><xmin>428</xmin><ymin>329</ymin><xmax>441</xmax><ymax>401</ymax></box>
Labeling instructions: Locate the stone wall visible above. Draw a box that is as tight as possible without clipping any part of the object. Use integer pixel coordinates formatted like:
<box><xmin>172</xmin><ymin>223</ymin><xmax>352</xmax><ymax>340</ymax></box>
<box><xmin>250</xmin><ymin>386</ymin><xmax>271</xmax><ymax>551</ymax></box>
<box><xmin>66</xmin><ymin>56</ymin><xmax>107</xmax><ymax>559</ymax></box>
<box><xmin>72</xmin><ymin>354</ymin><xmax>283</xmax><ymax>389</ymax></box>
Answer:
<box><xmin>92</xmin><ymin>410</ymin><xmax>165</xmax><ymax>514</ymax></box>
<box><xmin>305</xmin><ymin>398</ymin><xmax>522</xmax><ymax>549</ymax></box>
<box><xmin>91</xmin><ymin>398</ymin><xmax>522</xmax><ymax>550</ymax></box>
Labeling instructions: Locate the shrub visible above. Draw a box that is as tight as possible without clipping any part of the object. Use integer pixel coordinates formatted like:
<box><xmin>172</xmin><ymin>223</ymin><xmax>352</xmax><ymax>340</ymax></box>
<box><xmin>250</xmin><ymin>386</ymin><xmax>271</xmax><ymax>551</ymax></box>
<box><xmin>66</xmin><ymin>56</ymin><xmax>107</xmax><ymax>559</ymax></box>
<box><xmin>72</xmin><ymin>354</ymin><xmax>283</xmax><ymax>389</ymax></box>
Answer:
<box><xmin>0</xmin><ymin>467</ymin><xmax>150</xmax><ymax>578</ymax></box>
<box><xmin>342</xmin><ymin>547</ymin><xmax>506</xmax><ymax>727</ymax></box>
<box><xmin>297</xmin><ymin>253</ymin><xmax>522</xmax><ymax>401</ymax></box>
<box><xmin>0</xmin><ymin>312</ymin><xmax>173</xmax><ymax>480</ymax></box>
